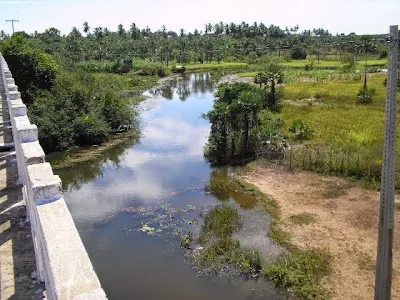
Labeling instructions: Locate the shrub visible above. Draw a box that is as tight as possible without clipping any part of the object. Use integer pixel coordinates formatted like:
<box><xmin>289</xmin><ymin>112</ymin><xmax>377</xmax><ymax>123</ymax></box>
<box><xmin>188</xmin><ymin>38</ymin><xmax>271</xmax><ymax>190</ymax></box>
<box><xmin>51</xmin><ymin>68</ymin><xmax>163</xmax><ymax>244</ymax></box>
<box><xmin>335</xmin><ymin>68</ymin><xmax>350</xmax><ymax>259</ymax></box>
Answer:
<box><xmin>342</xmin><ymin>53</ymin><xmax>355</xmax><ymax>72</ymax></box>
<box><xmin>132</xmin><ymin>58</ymin><xmax>169</xmax><ymax>77</ymax></box>
<box><xmin>379</xmin><ymin>49</ymin><xmax>387</xmax><ymax>59</ymax></box>
<box><xmin>111</xmin><ymin>59</ymin><xmax>133</xmax><ymax>74</ymax></box>
<box><xmin>291</xmin><ymin>46</ymin><xmax>307</xmax><ymax>60</ymax></box>
<box><xmin>0</xmin><ymin>33</ymin><xmax>58</xmax><ymax>105</ymax></box>
<box><xmin>304</xmin><ymin>59</ymin><xmax>315</xmax><ymax>71</ymax></box>
<box><xmin>29</xmin><ymin>71</ymin><xmax>134</xmax><ymax>152</ymax></box>
<box><xmin>76</xmin><ymin>60</ymin><xmax>114</xmax><ymax>73</ymax></box>
<box><xmin>357</xmin><ymin>87</ymin><xmax>376</xmax><ymax>104</ymax></box>
<box><xmin>288</xmin><ymin>119</ymin><xmax>314</xmax><ymax>140</ymax></box>
<box><xmin>367</xmin><ymin>67</ymin><xmax>379</xmax><ymax>73</ymax></box>
<box><xmin>264</xmin><ymin>250</ymin><xmax>331</xmax><ymax>299</ymax></box>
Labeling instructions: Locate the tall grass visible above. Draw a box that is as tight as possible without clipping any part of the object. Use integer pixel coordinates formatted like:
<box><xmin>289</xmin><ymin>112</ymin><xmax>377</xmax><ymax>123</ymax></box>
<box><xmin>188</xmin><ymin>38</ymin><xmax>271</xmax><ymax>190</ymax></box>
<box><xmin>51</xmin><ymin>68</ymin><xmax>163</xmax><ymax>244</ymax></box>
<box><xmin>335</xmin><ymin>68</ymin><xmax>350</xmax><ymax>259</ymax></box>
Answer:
<box><xmin>280</xmin><ymin>72</ymin><xmax>400</xmax><ymax>188</ymax></box>
<box><xmin>282</xmin><ymin>73</ymin><xmax>392</xmax><ymax>104</ymax></box>
<box><xmin>280</xmin><ymin>59</ymin><xmax>387</xmax><ymax>69</ymax></box>
<box><xmin>76</xmin><ymin>60</ymin><xmax>115</xmax><ymax>73</ymax></box>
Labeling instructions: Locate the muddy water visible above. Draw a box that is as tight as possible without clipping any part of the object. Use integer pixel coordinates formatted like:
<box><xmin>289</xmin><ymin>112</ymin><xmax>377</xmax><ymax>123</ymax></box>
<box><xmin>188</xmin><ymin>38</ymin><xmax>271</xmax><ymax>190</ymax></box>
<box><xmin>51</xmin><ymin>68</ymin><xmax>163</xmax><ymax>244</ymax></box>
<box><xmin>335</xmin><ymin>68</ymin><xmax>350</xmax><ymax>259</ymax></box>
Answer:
<box><xmin>55</xmin><ymin>74</ymin><xmax>290</xmax><ymax>300</ymax></box>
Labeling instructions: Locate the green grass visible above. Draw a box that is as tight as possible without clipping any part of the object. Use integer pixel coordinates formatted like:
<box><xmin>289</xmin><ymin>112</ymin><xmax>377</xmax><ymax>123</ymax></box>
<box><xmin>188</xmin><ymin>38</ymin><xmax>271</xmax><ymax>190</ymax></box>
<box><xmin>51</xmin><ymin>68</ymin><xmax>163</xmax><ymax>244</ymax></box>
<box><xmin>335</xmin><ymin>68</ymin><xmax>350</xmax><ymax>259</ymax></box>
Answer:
<box><xmin>184</xmin><ymin>61</ymin><xmax>248</xmax><ymax>71</ymax></box>
<box><xmin>92</xmin><ymin>72</ymin><xmax>158</xmax><ymax>97</ymax></box>
<box><xmin>281</xmin><ymin>60</ymin><xmax>344</xmax><ymax>69</ymax></box>
<box><xmin>195</xmin><ymin>204</ymin><xmax>263</xmax><ymax>275</ymax></box>
<box><xmin>356</xmin><ymin>59</ymin><xmax>388</xmax><ymax>67</ymax></box>
<box><xmin>282</xmin><ymin>73</ymin><xmax>392</xmax><ymax>104</ymax></box>
<box><xmin>203</xmin><ymin>170</ymin><xmax>330</xmax><ymax>299</ymax></box>
<box><xmin>238</xmin><ymin>71</ymin><xmax>259</xmax><ymax>77</ymax></box>
<box><xmin>280</xmin><ymin>72</ymin><xmax>400</xmax><ymax>188</ymax></box>
<box><xmin>280</xmin><ymin>59</ymin><xmax>387</xmax><ymax>70</ymax></box>
<box><xmin>290</xmin><ymin>213</ymin><xmax>316</xmax><ymax>225</ymax></box>
<box><xmin>199</xmin><ymin>205</ymin><xmax>242</xmax><ymax>243</ymax></box>
<box><xmin>264</xmin><ymin>250</ymin><xmax>331</xmax><ymax>300</ymax></box>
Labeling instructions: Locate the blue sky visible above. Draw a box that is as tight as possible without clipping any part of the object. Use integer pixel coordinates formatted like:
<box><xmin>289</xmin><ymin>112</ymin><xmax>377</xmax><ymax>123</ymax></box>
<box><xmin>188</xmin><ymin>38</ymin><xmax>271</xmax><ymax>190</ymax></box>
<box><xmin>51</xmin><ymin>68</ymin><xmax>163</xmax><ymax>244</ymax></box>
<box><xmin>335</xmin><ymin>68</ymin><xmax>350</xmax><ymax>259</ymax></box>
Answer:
<box><xmin>0</xmin><ymin>0</ymin><xmax>399</xmax><ymax>35</ymax></box>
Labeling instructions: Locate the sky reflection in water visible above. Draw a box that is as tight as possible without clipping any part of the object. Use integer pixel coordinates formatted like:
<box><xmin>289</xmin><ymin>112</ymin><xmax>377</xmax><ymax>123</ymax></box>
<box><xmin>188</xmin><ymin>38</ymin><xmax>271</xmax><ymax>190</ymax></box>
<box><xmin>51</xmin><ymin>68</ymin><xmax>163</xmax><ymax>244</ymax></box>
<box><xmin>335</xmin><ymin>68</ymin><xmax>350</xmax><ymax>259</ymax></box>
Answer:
<box><xmin>59</xmin><ymin>73</ymin><xmax>290</xmax><ymax>300</ymax></box>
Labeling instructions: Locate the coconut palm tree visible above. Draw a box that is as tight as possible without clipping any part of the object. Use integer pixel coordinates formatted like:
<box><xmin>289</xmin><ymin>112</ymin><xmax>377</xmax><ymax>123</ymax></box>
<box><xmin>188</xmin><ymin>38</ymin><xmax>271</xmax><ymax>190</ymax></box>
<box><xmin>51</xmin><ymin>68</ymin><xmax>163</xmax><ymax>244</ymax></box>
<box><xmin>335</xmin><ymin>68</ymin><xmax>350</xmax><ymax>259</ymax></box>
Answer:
<box><xmin>357</xmin><ymin>36</ymin><xmax>376</xmax><ymax>90</ymax></box>
<box><xmin>83</xmin><ymin>22</ymin><xmax>90</xmax><ymax>35</ymax></box>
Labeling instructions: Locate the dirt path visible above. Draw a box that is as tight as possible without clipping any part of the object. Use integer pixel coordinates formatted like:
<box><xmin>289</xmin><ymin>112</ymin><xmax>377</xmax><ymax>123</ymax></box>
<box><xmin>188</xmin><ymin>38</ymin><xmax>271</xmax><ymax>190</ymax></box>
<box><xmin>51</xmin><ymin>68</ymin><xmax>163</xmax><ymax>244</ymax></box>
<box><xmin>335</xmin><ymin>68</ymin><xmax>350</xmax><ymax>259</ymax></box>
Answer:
<box><xmin>241</xmin><ymin>162</ymin><xmax>400</xmax><ymax>300</ymax></box>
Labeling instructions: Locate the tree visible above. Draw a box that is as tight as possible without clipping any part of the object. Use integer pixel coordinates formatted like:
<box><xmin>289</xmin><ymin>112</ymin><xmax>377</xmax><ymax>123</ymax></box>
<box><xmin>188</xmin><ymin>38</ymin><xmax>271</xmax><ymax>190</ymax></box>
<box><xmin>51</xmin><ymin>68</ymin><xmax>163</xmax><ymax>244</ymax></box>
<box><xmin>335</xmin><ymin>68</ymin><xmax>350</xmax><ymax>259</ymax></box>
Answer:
<box><xmin>290</xmin><ymin>46</ymin><xmax>307</xmax><ymax>59</ymax></box>
<box><xmin>83</xmin><ymin>21</ymin><xmax>90</xmax><ymax>35</ymax></box>
<box><xmin>261</xmin><ymin>63</ymin><xmax>284</xmax><ymax>111</ymax></box>
<box><xmin>117</xmin><ymin>24</ymin><xmax>125</xmax><ymax>36</ymax></box>
<box><xmin>358</xmin><ymin>36</ymin><xmax>376</xmax><ymax>90</ymax></box>
<box><xmin>94</xmin><ymin>27</ymin><xmax>104</xmax><ymax>39</ymax></box>
<box><xmin>0</xmin><ymin>33</ymin><xmax>58</xmax><ymax>104</ymax></box>
<box><xmin>254</xmin><ymin>72</ymin><xmax>268</xmax><ymax>87</ymax></box>
<box><xmin>130</xmin><ymin>23</ymin><xmax>140</xmax><ymax>39</ymax></box>
<box><xmin>0</xmin><ymin>30</ymin><xmax>8</xmax><ymax>41</ymax></box>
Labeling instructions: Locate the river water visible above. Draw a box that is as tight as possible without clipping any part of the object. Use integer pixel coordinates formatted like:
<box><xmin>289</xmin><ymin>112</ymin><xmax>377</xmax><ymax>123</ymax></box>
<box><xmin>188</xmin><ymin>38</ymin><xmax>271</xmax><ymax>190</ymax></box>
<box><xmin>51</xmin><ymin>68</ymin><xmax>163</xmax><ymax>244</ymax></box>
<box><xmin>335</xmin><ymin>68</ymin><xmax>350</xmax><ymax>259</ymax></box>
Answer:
<box><xmin>55</xmin><ymin>74</ymin><xmax>291</xmax><ymax>299</ymax></box>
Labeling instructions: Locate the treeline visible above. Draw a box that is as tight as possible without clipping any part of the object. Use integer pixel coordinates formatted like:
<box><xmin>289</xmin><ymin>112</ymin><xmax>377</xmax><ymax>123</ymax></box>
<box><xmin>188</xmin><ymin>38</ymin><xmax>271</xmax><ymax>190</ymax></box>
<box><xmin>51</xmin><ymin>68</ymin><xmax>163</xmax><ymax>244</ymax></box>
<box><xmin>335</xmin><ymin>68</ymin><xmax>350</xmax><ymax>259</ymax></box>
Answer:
<box><xmin>0</xmin><ymin>34</ymin><xmax>137</xmax><ymax>152</ymax></box>
<box><xmin>0</xmin><ymin>21</ymin><xmax>389</xmax><ymax>69</ymax></box>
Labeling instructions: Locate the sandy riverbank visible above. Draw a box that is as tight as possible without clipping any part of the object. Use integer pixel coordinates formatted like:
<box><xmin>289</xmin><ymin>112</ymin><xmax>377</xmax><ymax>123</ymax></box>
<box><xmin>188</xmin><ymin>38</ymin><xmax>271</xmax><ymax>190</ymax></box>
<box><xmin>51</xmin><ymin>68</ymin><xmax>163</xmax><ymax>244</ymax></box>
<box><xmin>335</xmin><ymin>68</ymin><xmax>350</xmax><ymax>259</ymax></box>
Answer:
<box><xmin>241</xmin><ymin>161</ymin><xmax>400</xmax><ymax>300</ymax></box>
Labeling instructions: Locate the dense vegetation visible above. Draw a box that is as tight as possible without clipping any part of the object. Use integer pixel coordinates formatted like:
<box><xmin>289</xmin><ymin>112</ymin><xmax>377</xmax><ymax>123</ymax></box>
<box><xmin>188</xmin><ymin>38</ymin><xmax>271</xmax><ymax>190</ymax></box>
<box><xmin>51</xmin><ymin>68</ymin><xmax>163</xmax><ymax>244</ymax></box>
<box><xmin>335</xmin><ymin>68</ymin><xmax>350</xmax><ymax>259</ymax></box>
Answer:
<box><xmin>0</xmin><ymin>21</ymin><xmax>392</xmax><ymax>154</ymax></box>
<box><xmin>0</xmin><ymin>21</ymin><xmax>391</xmax><ymax>73</ymax></box>
<box><xmin>0</xmin><ymin>33</ymin><xmax>157</xmax><ymax>152</ymax></box>
<box><xmin>204</xmin><ymin>64</ymin><xmax>286</xmax><ymax>165</ymax></box>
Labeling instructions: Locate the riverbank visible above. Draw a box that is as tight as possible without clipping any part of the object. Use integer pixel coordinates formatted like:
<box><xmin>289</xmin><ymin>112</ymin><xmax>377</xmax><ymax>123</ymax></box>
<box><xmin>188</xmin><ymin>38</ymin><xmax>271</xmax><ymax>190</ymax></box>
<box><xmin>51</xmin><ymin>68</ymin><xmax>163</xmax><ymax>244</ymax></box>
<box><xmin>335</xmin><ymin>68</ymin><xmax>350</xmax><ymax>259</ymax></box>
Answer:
<box><xmin>240</xmin><ymin>161</ymin><xmax>400</xmax><ymax>299</ymax></box>
<box><xmin>47</xmin><ymin>74</ymin><xmax>173</xmax><ymax>170</ymax></box>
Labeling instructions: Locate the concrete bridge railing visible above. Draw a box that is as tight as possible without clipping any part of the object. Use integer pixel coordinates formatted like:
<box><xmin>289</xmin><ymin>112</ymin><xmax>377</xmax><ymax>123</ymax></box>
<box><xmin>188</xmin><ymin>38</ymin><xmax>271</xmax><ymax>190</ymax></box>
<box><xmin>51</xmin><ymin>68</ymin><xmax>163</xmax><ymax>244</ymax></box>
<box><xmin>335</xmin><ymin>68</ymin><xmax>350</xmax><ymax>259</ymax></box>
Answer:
<box><xmin>0</xmin><ymin>55</ymin><xmax>107</xmax><ymax>299</ymax></box>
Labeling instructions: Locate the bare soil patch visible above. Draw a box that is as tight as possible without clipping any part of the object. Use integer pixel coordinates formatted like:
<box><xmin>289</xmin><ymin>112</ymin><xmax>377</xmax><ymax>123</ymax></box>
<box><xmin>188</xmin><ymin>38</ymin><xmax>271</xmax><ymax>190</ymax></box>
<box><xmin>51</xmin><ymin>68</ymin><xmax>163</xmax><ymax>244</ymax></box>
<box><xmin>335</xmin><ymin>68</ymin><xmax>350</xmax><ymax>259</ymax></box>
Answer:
<box><xmin>241</xmin><ymin>162</ymin><xmax>400</xmax><ymax>300</ymax></box>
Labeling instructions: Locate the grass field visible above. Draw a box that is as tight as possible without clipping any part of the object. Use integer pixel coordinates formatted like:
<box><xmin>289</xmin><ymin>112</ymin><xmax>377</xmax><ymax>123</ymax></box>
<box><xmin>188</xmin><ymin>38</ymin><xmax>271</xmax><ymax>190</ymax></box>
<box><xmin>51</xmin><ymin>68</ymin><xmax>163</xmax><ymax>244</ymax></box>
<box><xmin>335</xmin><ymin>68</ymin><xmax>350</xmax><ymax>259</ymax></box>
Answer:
<box><xmin>184</xmin><ymin>62</ymin><xmax>248</xmax><ymax>71</ymax></box>
<box><xmin>282</xmin><ymin>73</ymin><xmax>392</xmax><ymax>105</ymax></box>
<box><xmin>280</xmin><ymin>72</ymin><xmax>400</xmax><ymax>187</ymax></box>
<box><xmin>280</xmin><ymin>59</ymin><xmax>387</xmax><ymax>69</ymax></box>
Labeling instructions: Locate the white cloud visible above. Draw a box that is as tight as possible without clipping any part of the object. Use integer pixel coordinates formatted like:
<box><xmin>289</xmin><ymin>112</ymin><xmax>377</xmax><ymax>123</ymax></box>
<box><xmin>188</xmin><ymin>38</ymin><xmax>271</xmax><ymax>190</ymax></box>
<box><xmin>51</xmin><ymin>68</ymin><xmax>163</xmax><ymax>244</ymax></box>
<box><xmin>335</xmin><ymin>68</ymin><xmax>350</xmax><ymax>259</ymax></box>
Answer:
<box><xmin>65</xmin><ymin>113</ymin><xmax>210</xmax><ymax>222</ymax></box>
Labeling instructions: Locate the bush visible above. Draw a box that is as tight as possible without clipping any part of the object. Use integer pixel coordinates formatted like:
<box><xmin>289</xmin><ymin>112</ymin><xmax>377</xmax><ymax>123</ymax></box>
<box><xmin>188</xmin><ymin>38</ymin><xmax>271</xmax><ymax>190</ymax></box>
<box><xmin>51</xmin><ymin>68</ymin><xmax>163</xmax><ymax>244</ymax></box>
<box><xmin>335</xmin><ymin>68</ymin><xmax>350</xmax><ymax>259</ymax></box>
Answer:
<box><xmin>29</xmin><ymin>71</ymin><xmax>135</xmax><ymax>152</ymax></box>
<box><xmin>75</xmin><ymin>60</ymin><xmax>114</xmax><ymax>73</ymax></box>
<box><xmin>264</xmin><ymin>250</ymin><xmax>331</xmax><ymax>299</ymax></box>
<box><xmin>291</xmin><ymin>47</ymin><xmax>307</xmax><ymax>60</ymax></box>
<box><xmin>342</xmin><ymin>53</ymin><xmax>355</xmax><ymax>72</ymax></box>
<box><xmin>367</xmin><ymin>67</ymin><xmax>379</xmax><ymax>73</ymax></box>
<box><xmin>0</xmin><ymin>33</ymin><xmax>58</xmax><ymax>105</ymax></box>
<box><xmin>132</xmin><ymin>58</ymin><xmax>169</xmax><ymax>77</ymax></box>
<box><xmin>379</xmin><ymin>49</ymin><xmax>387</xmax><ymax>59</ymax></box>
<box><xmin>357</xmin><ymin>87</ymin><xmax>376</xmax><ymax>104</ymax></box>
<box><xmin>111</xmin><ymin>59</ymin><xmax>133</xmax><ymax>74</ymax></box>
<box><xmin>304</xmin><ymin>59</ymin><xmax>314</xmax><ymax>71</ymax></box>
<box><xmin>288</xmin><ymin>119</ymin><xmax>314</xmax><ymax>140</ymax></box>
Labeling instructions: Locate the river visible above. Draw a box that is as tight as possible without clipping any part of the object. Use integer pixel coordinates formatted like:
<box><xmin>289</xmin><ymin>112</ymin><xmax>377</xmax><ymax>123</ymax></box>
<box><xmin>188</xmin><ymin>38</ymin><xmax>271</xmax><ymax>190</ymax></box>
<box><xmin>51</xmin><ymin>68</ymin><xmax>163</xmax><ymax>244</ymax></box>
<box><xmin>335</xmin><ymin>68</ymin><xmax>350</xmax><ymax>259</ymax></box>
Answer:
<box><xmin>54</xmin><ymin>73</ymin><xmax>291</xmax><ymax>300</ymax></box>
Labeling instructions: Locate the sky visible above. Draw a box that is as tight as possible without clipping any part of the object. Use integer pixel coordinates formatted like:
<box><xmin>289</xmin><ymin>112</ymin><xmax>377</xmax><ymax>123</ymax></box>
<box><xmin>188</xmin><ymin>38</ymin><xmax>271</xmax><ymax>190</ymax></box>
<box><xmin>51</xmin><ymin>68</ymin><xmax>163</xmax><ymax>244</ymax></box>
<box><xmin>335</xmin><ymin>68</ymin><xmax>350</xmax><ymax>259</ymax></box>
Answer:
<box><xmin>0</xmin><ymin>0</ymin><xmax>399</xmax><ymax>35</ymax></box>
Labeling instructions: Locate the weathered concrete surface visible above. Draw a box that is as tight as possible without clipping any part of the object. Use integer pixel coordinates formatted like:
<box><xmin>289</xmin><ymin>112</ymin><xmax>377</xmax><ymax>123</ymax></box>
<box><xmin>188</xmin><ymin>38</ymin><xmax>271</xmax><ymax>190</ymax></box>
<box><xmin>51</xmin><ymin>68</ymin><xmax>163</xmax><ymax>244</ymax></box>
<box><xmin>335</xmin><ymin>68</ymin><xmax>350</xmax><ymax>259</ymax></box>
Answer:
<box><xmin>1</xmin><ymin>55</ymin><xmax>107</xmax><ymax>299</ymax></box>
<box><xmin>0</xmin><ymin>99</ymin><xmax>45</xmax><ymax>299</ymax></box>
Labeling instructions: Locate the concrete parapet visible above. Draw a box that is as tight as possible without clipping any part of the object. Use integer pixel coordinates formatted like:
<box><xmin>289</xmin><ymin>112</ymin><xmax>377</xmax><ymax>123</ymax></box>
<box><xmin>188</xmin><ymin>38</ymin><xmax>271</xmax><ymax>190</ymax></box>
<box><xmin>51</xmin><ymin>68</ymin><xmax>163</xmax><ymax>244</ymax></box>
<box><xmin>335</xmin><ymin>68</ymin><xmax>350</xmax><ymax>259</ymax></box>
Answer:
<box><xmin>37</xmin><ymin>198</ymin><xmax>107</xmax><ymax>299</ymax></box>
<box><xmin>16</xmin><ymin>123</ymin><xmax>38</xmax><ymax>143</ymax></box>
<box><xmin>11</xmin><ymin>102</ymin><xmax>27</xmax><ymax>117</ymax></box>
<box><xmin>21</xmin><ymin>141</ymin><xmax>45</xmax><ymax>165</ymax></box>
<box><xmin>0</xmin><ymin>54</ymin><xmax>107</xmax><ymax>299</ymax></box>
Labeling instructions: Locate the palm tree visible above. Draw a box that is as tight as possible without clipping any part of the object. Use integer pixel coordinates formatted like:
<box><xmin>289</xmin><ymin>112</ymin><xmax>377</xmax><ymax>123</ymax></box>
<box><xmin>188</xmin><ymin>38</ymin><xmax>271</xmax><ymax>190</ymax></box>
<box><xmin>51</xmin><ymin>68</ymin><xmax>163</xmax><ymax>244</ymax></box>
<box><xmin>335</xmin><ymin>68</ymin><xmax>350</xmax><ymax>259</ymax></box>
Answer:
<box><xmin>117</xmin><ymin>24</ymin><xmax>125</xmax><ymax>36</ymax></box>
<box><xmin>254</xmin><ymin>72</ymin><xmax>268</xmax><ymax>87</ymax></box>
<box><xmin>83</xmin><ymin>22</ymin><xmax>90</xmax><ymax>35</ymax></box>
<box><xmin>358</xmin><ymin>36</ymin><xmax>376</xmax><ymax>90</ymax></box>
<box><xmin>93</xmin><ymin>27</ymin><xmax>104</xmax><ymax>39</ymax></box>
